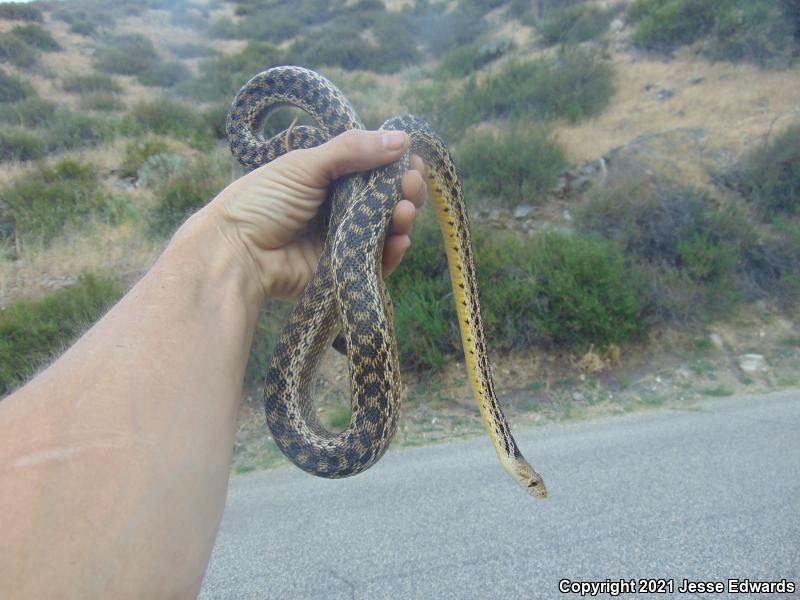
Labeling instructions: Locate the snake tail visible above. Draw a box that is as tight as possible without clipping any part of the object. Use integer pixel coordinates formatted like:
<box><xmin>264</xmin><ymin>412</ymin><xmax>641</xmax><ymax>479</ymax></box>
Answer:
<box><xmin>411</xmin><ymin>128</ymin><xmax>547</xmax><ymax>499</ymax></box>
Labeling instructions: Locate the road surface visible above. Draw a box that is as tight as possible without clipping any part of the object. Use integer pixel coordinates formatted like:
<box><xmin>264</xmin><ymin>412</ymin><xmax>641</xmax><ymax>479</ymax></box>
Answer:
<box><xmin>201</xmin><ymin>390</ymin><xmax>800</xmax><ymax>599</ymax></box>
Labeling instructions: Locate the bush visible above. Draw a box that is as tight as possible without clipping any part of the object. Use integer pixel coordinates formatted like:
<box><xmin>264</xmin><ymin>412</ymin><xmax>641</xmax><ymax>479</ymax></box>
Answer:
<box><xmin>706</xmin><ymin>1</ymin><xmax>796</xmax><ymax>68</ymax></box>
<box><xmin>94</xmin><ymin>34</ymin><xmax>159</xmax><ymax>76</ymax></box>
<box><xmin>10</xmin><ymin>24</ymin><xmax>61</xmax><ymax>52</ymax></box>
<box><xmin>46</xmin><ymin>111</ymin><xmax>116</xmax><ymax>152</ymax></box>
<box><xmin>455</xmin><ymin>125</ymin><xmax>567</xmax><ymax>206</ymax></box>
<box><xmin>180</xmin><ymin>41</ymin><xmax>283</xmax><ymax>101</ymax></box>
<box><xmin>288</xmin><ymin>14</ymin><xmax>420</xmax><ymax>73</ymax></box>
<box><xmin>68</xmin><ymin>20</ymin><xmax>98</xmax><ymax>36</ymax></box>
<box><xmin>0</xmin><ymin>160</ymin><xmax>109</xmax><ymax>243</ymax></box>
<box><xmin>535</xmin><ymin>4</ymin><xmax>619</xmax><ymax>46</ymax></box>
<box><xmin>148</xmin><ymin>153</ymin><xmax>237</xmax><ymax>236</ymax></box>
<box><xmin>628</xmin><ymin>0</ymin><xmax>718</xmax><ymax>51</ymax></box>
<box><xmin>0</xmin><ymin>127</ymin><xmax>45</xmax><ymax>161</ymax></box>
<box><xmin>79</xmin><ymin>92</ymin><xmax>124</xmax><ymax>112</ymax></box>
<box><xmin>726</xmin><ymin>125</ymin><xmax>800</xmax><ymax>217</ymax></box>
<box><xmin>577</xmin><ymin>177</ymin><xmax>746</xmax><ymax>319</ymax></box>
<box><xmin>477</xmin><ymin>231</ymin><xmax>645</xmax><ymax>348</ymax></box>
<box><xmin>169</xmin><ymin>42</ymin><xmax>218</xmax><ymax>59</ymax></box>
<box><xmin>0</xmin><ymin>274</ymin><xmax>123</xmax><ymax>396</ymax></box>
<box><xmin>435</xmin><ymin>38</ymin><xmax>512</xmax><ymax>79</ymax></box>
<box><xmin>0</xmin><ymin>69</ymin><xmax>34</xmax><ymax>102</ymax></box>
<box><xmin>0</xmin><ymin>31</ymin><xmax>37</xmax><ymax>67</ymax></box>
<box><xmin>0</xmin><ymin>2</ymin><xmax>43</xmax><ymax>22</ymax></box>
<box><xmin>137</xmin><ymin>60</ymin><xmax>191</xmax><ymax>88</ymax></box>
<box><xmin>126</xmin><ymin>97</ymin><xmax>212</xmax><ymax>147</ymax></box>
<box><xmin>412</xmin><ymin>3</ymin><xmax>486</xmax><ymax>55</ymax></box>
<box><xmin>62</xmin><ymin>73</ymin><xmax>121</xmax><ymax>94</ymax></box>
<box><xmin>120</xmin><ymin>135</ymin><xmax>172</xmax><ymax>178</ymax></box>
<box><xmin>406</xmin><ymin>47</ymin><xmax>615</xmax><ymax>140</ymax></box>
<box><xmin>738</xmin><ymin>218</ymin><xmax>800</xmax><ymax>305</ymax></box>
<box><xmin>629</xmin><ymin>0</ymin><xmax>797</xmax><ymax>67</ymax></box>
<box><xmin>0</xmin><ymin>97</ymin><xmax>57</xmax><ymax>127</ymax></box>
<box><xmin>386</xmin><ymin>213</ymin><xmax>645</xmax><ymax>368</ymax></box>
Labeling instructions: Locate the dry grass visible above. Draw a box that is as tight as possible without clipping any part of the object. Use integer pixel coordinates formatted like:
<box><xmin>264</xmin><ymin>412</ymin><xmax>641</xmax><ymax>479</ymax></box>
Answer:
<box><xmin>554</xmin><ymin>50</ymin><xmax>800</xmax><ymax>168</ymax></box>
<box><xmin>0</xmin><ymin>220</ymin><xmax>159</xmax><ymax>308</ymax></box>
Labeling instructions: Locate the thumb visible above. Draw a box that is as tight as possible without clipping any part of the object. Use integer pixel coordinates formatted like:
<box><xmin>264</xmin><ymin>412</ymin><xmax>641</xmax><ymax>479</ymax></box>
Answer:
<box><xmin>302</xmin><ymin>129</ymin><xmax>409</xmax><ymax>184</ymax></box>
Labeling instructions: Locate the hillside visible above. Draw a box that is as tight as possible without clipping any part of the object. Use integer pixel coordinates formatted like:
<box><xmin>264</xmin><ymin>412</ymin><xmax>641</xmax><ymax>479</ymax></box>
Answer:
<box><xmin>1</xmin><ymin>0</ymin><xmax>799</xmax><ymax>471</ymax></box>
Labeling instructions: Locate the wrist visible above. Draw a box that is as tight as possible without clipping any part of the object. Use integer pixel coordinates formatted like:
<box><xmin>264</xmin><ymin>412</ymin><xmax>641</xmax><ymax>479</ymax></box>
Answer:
<box><xmin>162</xmin><ymin>207</ymin><xmax>267</xmax><ymax>315</ymax></box>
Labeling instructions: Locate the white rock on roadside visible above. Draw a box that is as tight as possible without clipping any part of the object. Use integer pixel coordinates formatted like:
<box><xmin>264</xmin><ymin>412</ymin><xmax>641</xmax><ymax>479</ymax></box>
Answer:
<box><xmin>738</xmin><ymin>354</ymin><xmax>768</xmax><ymax>374</ymax></box>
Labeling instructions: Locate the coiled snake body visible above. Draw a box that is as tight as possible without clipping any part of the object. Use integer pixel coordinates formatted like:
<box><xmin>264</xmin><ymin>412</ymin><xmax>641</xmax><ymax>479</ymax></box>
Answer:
<box><xmin>226</xmin><ymin>66</ymin><xmax>546</xmax><ymax>497</ymax></box>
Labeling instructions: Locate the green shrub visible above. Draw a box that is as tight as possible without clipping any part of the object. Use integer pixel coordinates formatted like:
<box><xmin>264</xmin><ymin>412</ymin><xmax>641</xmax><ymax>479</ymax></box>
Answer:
<box><xmin>0</xmin><ymin>127</ymin><xmax>45</xmax><ymax>161</ymax></box>
<box><xmin>121</xmin><ymin>135</ymin><xmax>172</xmax><ymax>178</ymax></box>
<box><xmin>387</xmin><ymin>214</ymin><xmax>452</xmax><ymax>368</ymax></box>
<box><xmin>288</xmin><ymin>15</ymin><xmax>420</xmax><ymax>74</ymax></box>
<box><xmin>10</xmin><ymin>24</ymin><xmax>61</xmax><ymax>52</ymax></box>
<box><xmin>169</xmin><ymin>42</ymin><xmax>218</xmax><ymax>59</ymax></box>
<box><xmin>0</xmin><ymin>31</ymin><xmax>37</xmax><ymax>67</ymax></box>
<box><xmin>148</xmin><ymin>153</ymin><xmax>237</xmax><ymax>236</ymax></box>
<box><xmin>125</xmin><ymin>97</ymin><xmax>211</xmax><ymax>147</ymax></box>
<box><xmin>0</xmin><ymin>160</ymin><xmax>109</xmax><ymax>243</ymax></box>
<box><xmin>407</xmin><ymin>47</ymin><xmax>614</xmax><ymax>140</ymax></box>
<box><xmin>79</xmin><ymin>92</ymin><xmax>124</xmax><ymax>112</ymax></box>
<box><xmin>412</xmin><ymin>3</ymin><xmax>486</xmax><ymax>55</ymax></box>
<box><xmin>180</xmin><ymin>41</ymin><xmax>283</xmax><ymax>101</ymax></box>
<box><xmin>456</xmin><ymin>125</ymin><xmax>567</xmax><ymax>206</ymax></box>
<box><xmin>628</xmin><ymin>0</ymin><xmax>718</xmax><ymax>51</ymax></box>
<box><xmin>0</xmin><ymin>97</ymin><xmax>58</xmax><ymax>127</ymax></box>
<box><xmin>136</xmin><ymin>60</ymin><xmax>191</xmax><ymax>88</ymax></box>
<box><xmin>68</xmin><ymin>20</ymin><xmax>98</xmax><ymax>36</ymax></box>
<box><xmin>578</xmin><ymin>177</ymin><xmax>747</xmax><ymax>319</ymax></box>
<box><xmin>244</xmin><ymin>301</ymin><xmax>291</xmax><ymax>388</ymax></box>
<box><xmin>46</xmin><ymin>111</ymin><xmax>116</xmax><ymax>152</ymax></box>
<box><xmin>387</xmin><ymin>212</ymin><xmax>645</xmax><ymax>368</ymax></box>
<box><xmin>0</xmin><ymin>70</ymin><xmax>34</xmax><ymax>102</ymax></box>
<box><xmin>705</xmin><ymin>1</ymin><xmax>795</xmax><ymax>68</ymax></box>
<box><xmin>0</xmin><ymin>274</ymin><xmax>123</xmax><ymax>396</ymax></box>
<box><xmin>0</xmin><ymin>2</ymin><xmax>43</xmax><ymax>22</ymax></box>
<box><xmin>536</xmin><ymin>4</ymin><xmax>619</xmax><ymax>46</ymax></box>
<box><xmin>476</xmin><ymin>231</ymin><xmax>645</xmax><ymax>348</ymax></box>
<box><xmin>62</xmin><ymin>73</ymin><xmax>121</xmax><ymax>94</ymax></box>
<box><xmin>727</xmin><ymin>125</ymin><xmax>800</xmax><ymax>217</ymax></box>
<box><xmin>629</xmin><ymin>0</ymin><xmax>797</xmax><ymax>67</ymax></box>
<box><xmin>94</xmin><ymin>34</ymin><xmax>160</xmax><ymax>76</ymax></box>
<box><xmin>435</xmin><ymin>39</ymin><xmax>511</xmax><ymax>79</ymax></box>
<box><xmin>738</xmin><ymin>218</ymin><xmax>800</xmax><ymax>305</ymax></box>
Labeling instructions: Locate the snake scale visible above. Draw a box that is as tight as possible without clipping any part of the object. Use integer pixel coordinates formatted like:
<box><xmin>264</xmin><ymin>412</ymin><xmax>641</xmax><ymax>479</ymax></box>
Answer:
<box><xmin>226</xmin><ymin>66</ymin><xmax>546</xmax><ymax>498</ymax></box>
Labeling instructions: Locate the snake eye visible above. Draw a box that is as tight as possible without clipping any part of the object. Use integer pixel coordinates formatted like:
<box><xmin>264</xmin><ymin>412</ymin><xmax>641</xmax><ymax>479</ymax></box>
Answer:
<box><xmin>529</xmin><ymin>481</ymin><xmax>539</xmax><ymax>488</ymax></box>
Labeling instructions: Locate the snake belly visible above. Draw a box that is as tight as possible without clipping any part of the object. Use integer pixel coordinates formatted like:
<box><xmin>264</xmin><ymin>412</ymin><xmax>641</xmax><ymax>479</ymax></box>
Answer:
<box><xmin>226</xmin><ymin>66</ymin><xmax>546</xmax><ymax>497</ymax></box>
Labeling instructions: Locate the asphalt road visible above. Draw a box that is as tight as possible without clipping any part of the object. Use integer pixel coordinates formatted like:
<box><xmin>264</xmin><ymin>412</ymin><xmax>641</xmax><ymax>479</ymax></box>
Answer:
<box><xmin>200</xmin><ymin>391</ymin><xmax>800</xmax><ymax>599</ymax></box>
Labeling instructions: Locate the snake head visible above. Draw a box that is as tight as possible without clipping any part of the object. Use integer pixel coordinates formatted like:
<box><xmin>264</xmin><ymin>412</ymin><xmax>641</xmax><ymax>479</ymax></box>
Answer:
<box><xmin>513</xmin><ymin>458</ymin><xmax>548</xmax><ymax>499</ymax></box>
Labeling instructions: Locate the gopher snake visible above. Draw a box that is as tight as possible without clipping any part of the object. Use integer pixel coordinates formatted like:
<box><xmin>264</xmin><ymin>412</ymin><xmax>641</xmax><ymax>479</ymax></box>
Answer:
<box><xmin>226</xmin><ymin>66</ymin><xmax>546</xmax><ymax>497</ymax></box>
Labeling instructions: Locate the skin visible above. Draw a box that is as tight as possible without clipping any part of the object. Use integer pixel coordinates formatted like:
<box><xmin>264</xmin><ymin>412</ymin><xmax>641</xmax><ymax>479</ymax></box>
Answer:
<box><xmin>0</xmin><ymin>129</ymin><xmax>426</xmax><ymax>599</ymax></box>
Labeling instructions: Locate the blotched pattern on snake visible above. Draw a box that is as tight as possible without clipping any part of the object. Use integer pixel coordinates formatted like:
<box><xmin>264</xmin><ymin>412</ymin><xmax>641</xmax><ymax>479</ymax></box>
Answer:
<box><xmin>226</xmin><ymin>66</ymin><xmax>546</xmax><ymax>497</ymax></box>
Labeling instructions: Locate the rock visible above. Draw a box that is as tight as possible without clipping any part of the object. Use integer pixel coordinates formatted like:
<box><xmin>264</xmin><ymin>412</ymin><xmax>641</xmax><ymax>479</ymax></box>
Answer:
<box><xmin>688</xmin><ymin>75</ymin><xmax>705</xmax><ymax>85</ymax></box>
<box><xmin>488</xmin><ymin>208</ymin><xmax>502</xmax><ymax>222</ymax></box>
<box><xmin>655</xmin><ymin>88</ymin><xmax>675</xmax><ymax>102</ymax></box>
<box><xmin>513</xmin><ymin>204</ymin><xmax>533</xmax><ymax>219</ymax></box>
<box><xmin>563</xmin><ymin>209</ymin><xmax>573</xmax><ymax>222</ymax></box>
<box><xmin>572</xmin><ymin>391</ymin><xmax>585</xmax><ymax>402</ymax></box>
<box><xmin>610</xmin><ymin>18</ymin><xmax>624</xmax><ymax>32</ymax></box>
<box><xmin>738</xmin><ymin>354</ymin><xmax>768</xmax><ymax>374</ymax></box>
<box><xmin>709</xmin><ymin>333</ymin><xmax>725</xmax><ymax>350</ymax></box>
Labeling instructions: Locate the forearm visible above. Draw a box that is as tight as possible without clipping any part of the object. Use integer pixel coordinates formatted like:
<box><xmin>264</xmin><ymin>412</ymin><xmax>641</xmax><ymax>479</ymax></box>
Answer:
<box><xmin>0</xmin><ymin>208</ymin><xmax>263</xmax><ymax>598</ymax></box>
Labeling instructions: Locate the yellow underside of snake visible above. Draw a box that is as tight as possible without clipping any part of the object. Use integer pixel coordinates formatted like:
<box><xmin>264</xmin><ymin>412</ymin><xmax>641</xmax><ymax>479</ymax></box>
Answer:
<box><xmin>226</xmin><ymin>66</ymin><xmax>546</xmax><ymax>498</ymax></box>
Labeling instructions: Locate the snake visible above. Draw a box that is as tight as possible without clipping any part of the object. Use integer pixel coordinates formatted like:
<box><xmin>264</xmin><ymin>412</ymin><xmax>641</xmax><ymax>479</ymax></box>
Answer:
<box><xmin>226</xmin><ymin>66</ymin><xmax>546</xmax><ymax>498</ymax></box>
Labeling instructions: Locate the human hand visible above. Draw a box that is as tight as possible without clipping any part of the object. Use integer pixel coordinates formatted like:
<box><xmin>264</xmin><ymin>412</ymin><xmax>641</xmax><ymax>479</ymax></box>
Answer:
<box><xmin>207</xmin><ymin>129</ymin><xmax>426</xmax><ymax>300</ymax></box>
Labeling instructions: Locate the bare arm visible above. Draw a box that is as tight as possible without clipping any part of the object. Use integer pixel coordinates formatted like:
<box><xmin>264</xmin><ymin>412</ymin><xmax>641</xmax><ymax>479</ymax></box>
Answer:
<box><xmin>0</xmin><ymin>130</ymin><xmax>425</xmax><ymax>599</ymax></box>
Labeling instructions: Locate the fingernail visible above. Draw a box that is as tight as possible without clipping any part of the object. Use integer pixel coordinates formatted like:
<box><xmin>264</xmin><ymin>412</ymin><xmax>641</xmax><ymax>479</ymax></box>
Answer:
<box><xmin>381</xmin><ymin>130</ymin><xmax>406</xmax><ymax>150</ymax></box>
